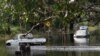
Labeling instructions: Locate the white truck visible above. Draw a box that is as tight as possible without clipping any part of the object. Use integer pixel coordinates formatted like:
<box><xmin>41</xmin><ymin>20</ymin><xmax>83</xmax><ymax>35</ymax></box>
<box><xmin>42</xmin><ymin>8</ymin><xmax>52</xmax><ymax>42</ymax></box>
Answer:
<box><xmin>6</xmin><ymin>33</ymin><xmax>46</xmax><ymax>56</ymax></box>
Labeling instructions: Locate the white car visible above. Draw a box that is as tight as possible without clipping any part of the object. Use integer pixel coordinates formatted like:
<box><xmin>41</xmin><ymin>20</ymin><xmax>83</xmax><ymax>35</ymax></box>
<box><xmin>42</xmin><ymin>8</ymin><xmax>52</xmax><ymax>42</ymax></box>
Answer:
<box><xmin>74</xmin><ymin>29</ymin><xmax>89</xmax><ymax>45</ymax></box>
<box><xmin>6</xmin><ymin>33</ymin><xmax>46</xmax><ymax>55</ymax></box>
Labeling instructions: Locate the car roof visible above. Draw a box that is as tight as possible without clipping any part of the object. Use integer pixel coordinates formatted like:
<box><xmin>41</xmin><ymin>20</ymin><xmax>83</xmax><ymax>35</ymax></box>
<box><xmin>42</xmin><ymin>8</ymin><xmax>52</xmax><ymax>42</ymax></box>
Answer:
<box><xmin>79</xmin><ymin>26</ymin><xmax>88</xmax><ymax>30</ymax></box>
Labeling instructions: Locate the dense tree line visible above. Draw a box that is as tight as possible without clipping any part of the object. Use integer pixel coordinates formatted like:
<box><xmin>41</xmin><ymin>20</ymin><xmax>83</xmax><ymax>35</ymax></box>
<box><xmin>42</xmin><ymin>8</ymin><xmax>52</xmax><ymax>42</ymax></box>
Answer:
<box><xmin>0</xmin><ymin>0</ymin><xmax>100</xmax><ymax>35</ymax></box>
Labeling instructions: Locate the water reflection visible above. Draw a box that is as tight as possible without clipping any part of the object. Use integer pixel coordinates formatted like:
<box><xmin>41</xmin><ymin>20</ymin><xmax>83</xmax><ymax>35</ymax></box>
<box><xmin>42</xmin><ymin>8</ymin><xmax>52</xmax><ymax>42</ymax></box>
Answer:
<box><xmin>7</xmin><ymin>46</ymin><xmax>47</xmax><ymax>56</ymax></box>
<box><xmin>7</xmin><ymin>45</ymin><xmax>100</xmax><ymax>56</ymax></box>
<box><xmin>7</xmin><ymin>35</ymin><xmax>100</xmax><ymax>56</ymax></box>
<box><xmin>74</xmin><ymin>40</ymin><xmax>89</xmax><ymax>46</ymax></box>
<box><xmin>46</xmin><ymin>51</ymin><xmax>100</xmax><ymax>56</ymax></box>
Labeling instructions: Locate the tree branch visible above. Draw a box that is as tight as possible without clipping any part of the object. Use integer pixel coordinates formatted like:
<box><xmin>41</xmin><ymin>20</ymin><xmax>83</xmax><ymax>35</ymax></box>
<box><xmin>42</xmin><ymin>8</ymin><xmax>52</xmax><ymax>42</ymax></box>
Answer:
<box><xmin>25</xmin><ymin>16</ymin><xmax>58</xmax><ymax>35</ymax></box>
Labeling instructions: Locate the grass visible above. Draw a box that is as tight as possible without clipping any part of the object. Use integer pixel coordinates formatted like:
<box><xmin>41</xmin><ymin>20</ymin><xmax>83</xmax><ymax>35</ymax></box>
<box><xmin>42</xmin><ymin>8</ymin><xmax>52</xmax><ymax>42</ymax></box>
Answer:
<box><xmin>0</xmin><ymin>35</ymin><xmax>10</xmax><ymax>56</ymax></box>
<box><xmin>0</xmin><ymin>40</ymin><xmax>8</xmax><ymax>56</ymax></box>
<box><xmin>89</xmin><ymin>26</ymin><xmax>98</xmax><ymax>32</ymax></box>
<box><xmin>88</xmin><ymin>25</ymin><xmax>100</xmax><ymax>44</ymax></box>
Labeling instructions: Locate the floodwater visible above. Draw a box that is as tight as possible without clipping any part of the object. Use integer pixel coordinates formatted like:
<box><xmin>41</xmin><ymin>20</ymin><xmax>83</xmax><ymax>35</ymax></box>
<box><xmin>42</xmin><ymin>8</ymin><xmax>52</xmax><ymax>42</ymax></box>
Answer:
<box><xmin>7</xmin><ymin>34</ymin><xmax>100</xmax><ymax>56</ymax></box>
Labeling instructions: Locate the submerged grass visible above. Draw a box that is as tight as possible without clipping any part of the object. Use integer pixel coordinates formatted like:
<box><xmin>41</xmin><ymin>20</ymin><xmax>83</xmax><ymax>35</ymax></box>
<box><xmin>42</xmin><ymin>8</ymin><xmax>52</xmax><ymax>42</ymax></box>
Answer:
<box><xmin>0</xmin><ymin>40</ymin><xmax>8</xmax><ymax>56</ymax></box>
<box><xmin>0</xmin><ymin>35</ymin><xmax>10</xmax><ymax>56</ymax></box>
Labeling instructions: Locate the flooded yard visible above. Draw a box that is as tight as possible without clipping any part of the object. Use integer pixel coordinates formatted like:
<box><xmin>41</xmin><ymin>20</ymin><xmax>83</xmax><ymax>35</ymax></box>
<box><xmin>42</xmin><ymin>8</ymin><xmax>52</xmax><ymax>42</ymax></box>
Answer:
<box><xmin>6</xmin><ymin>34</ymin><xmax>100</xmax><ymax>56</ymax></box>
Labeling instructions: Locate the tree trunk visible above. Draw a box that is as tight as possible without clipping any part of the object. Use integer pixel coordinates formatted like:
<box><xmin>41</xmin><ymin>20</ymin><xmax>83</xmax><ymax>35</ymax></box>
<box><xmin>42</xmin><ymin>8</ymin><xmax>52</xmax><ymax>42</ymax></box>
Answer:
<box><xmin>6</xmin><ymin>17</ymin><xmax>11</xmax><ymax>34</ymax></box>
<box><xmin>69</xmin><ymin>22</ymin><xmax>74</xmax><ymax>43</ymax></box>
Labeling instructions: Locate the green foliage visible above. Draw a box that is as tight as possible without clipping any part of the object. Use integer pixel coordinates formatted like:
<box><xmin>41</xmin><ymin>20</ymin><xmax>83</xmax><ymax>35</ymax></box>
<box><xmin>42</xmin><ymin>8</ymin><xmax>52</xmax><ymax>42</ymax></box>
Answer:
<box><xmin>53</xmin><ymin>18</ymin><xmax>62</xmax><ymax>29</ymax></box>
<box><xmin>0</xmin><ymin>0</ymin><xmax>99</xmax><ymax>34</ymax></box>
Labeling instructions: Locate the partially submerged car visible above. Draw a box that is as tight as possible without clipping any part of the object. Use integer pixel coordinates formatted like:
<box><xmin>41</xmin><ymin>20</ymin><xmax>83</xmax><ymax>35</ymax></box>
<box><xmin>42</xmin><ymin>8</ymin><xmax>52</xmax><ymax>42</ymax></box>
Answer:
<box><xmin>74</xmin><ymin>26</ymin><xmax>89</xmax><ymax>44</ymax></box>
<box><xmin>6</xmin><ymin>33</ymin><xmax>46</xmax><ymax>55</ymax></box>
